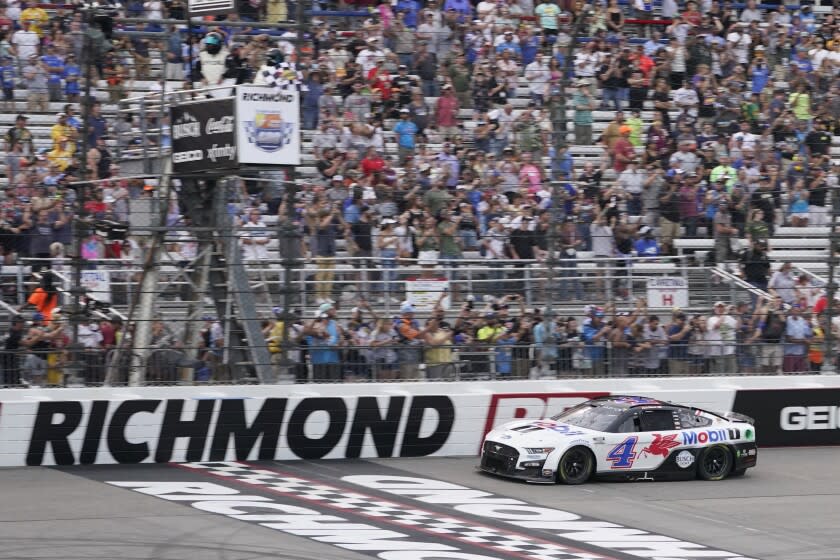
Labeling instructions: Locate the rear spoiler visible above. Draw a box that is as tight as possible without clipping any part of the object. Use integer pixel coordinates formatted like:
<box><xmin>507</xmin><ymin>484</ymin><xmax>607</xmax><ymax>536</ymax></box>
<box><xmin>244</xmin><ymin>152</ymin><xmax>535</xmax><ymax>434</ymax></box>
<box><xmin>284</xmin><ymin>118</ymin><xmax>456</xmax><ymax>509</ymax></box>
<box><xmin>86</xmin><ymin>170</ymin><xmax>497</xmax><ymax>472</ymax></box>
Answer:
<box><xmin>724</xmin><ymin>411</ymin><xmax>755</xmax><ymax>425</ymax></box>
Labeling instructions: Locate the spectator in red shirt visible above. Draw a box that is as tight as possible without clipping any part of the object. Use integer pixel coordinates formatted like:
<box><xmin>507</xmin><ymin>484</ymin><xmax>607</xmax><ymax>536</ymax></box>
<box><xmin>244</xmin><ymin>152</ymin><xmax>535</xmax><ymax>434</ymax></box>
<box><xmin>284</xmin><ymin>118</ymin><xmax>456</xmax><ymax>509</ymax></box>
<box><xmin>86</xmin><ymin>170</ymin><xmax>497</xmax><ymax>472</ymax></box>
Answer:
<box><xmin>434</xmin><ymin>83</ymin><xmax>460</xmax><ymax>139</ymax></box>
<box><xmin>612</xmin><ymin>125</ymin><xmax>636</xmax><ymax>172</ymax></box>
<box><xmin>682</xmin><ymin>3</ymin><xmax>702</xmax><ymax>26</ymax></box>
<box><xmin>83</xmin><ymin>189</ymin><xmax>108</xmax><ymax>218</ymax></box>
<box><xmin>360</xmin><ymin>147</ymin><xmax>385</xmax><ymax>176</ymax></box>
<box><xmin>632</xmin><ymin>45</ymin><xmax>654</xmax><ymax>78</ymax></box>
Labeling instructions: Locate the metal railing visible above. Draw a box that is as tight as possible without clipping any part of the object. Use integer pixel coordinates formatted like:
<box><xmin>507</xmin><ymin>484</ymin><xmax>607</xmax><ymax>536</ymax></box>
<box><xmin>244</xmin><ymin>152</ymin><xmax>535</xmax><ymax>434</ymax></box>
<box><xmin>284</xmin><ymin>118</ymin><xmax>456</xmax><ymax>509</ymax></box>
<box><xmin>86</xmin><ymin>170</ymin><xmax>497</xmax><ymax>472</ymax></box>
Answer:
<box><xmin>0</xmin><ymin>338</ymin><xmax>833</xmax><ymax>388</ymax></box>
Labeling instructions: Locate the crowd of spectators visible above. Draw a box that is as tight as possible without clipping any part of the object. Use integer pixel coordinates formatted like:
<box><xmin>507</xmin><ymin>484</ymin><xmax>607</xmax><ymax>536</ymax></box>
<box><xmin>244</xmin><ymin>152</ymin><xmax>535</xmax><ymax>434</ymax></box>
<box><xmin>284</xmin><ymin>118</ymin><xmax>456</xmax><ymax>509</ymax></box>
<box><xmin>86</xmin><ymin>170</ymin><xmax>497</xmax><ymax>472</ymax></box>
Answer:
<box><xmin>2</xmin><ymin>0</ymin><xmax>840</xmax><ymax>384</ymax></box>
<box><xmin>258</xmin><ymin>291</ymin><xmax>838</xmax><ymax>383</ymax></box>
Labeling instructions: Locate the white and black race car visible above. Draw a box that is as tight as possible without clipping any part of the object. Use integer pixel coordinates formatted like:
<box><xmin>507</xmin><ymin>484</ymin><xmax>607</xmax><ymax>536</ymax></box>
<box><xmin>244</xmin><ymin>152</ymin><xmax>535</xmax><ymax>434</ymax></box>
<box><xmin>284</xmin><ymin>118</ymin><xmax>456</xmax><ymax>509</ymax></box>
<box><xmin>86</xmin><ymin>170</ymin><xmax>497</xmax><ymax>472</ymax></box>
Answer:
<box><xmin>480</xmin><ymin>396</ymin><xmax>757</xmax><ymax>484</ymax></box>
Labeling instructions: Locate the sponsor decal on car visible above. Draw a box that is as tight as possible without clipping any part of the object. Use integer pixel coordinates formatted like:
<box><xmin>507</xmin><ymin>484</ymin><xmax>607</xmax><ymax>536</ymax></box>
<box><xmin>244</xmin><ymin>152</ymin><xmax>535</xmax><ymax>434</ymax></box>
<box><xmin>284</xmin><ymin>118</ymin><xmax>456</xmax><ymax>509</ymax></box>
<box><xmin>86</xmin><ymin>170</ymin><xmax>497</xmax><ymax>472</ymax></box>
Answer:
<box><xmin>612</xmin><ymin>397</ymin><xmax>661</xmax><ymax>406</ymax></box>
<box><xmin>681</xmin><ymin>429</ymin><xmax>731</xmax><ymax>446</ymax></box>
<box><xmin>481</xmin><ymin>391</ymin><xmax>609</xmax><ymax>440</ymax></box>
<box><xmin>675</xmin><ymin>450</ymin><xmax>694</xmax><ymax>469</ymax></box>
<box><xmin>606</xmin><ymin>436</ymin><xmax>639</xmax><ymax>469</ymax></box>
<box><xmin>642</xmin><ymin>433</ymin><xmax>680</xmax><ymax>458</ymax></box>
<box><xmin>513</xmin><ymin>420</ymin><xmax>586</xmax><ymax>436</ymax></box>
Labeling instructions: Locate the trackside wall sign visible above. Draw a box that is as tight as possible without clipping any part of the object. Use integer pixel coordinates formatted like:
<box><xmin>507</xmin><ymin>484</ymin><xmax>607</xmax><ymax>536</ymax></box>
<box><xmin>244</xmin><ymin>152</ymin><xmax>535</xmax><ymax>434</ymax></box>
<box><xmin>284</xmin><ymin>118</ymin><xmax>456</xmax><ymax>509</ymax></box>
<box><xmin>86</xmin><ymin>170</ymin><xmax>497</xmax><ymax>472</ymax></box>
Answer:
<box><xmin>15</xmin><ymin>396</ymin><xmax>456</xmax><ymax>466</ymax></box>
<box><xmin>732</xmin><ymin>388</ymin><xmax>840</xmax><ymax>446</ymax></box>
<box><xmin>2</xmin><ymin>376</ymin><xmax>840</xmax><ymax>466</ymax></box>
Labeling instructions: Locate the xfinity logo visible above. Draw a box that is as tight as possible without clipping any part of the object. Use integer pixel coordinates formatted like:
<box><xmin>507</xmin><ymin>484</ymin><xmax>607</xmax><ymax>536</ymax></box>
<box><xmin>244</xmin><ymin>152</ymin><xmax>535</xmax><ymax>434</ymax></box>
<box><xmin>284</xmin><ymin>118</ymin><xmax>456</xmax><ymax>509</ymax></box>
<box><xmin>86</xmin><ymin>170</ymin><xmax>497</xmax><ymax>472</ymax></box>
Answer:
<box><xmin>206</xmin><ymin>116</ymin><xmax>234</xmax><ymax>135</ymax></box>
<box><xmin>780</xmin><ymin>406</ymin><xmax>840</xmax><ymax>430</ymax></box>
<box><xmin>173</xmin><ymin>114</ymin><xmax>201</xmax><ymax>139</ymax></box>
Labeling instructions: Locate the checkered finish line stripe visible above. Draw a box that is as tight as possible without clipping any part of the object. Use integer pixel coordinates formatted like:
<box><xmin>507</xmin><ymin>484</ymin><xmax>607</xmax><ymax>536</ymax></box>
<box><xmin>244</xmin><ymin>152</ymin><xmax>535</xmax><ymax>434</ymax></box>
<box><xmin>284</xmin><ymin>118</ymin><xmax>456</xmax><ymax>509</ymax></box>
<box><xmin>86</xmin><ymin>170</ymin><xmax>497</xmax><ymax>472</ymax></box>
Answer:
<box><xmin>179</xmin><ymin>461</ymin><xmax>610</xmax><ymax>560</ymax></box>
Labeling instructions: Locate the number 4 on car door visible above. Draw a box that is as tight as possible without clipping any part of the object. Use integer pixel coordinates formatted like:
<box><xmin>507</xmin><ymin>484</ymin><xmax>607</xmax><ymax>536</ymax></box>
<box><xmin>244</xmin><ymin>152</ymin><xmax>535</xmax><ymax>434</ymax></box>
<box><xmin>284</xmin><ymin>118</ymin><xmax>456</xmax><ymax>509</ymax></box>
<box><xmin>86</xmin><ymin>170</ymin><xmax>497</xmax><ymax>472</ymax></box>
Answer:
<box><xmin>606</xmin><ymin>436</ymin><xmax>638</xmax><ymax>468</ymax></box>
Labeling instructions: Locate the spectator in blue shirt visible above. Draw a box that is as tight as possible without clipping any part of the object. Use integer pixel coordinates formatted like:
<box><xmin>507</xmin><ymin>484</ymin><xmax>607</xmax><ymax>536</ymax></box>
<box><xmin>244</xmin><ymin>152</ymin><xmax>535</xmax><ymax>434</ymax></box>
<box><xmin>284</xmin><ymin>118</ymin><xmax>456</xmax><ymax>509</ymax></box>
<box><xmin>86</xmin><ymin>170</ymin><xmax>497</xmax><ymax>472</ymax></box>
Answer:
<box><xmin>305</xmin><ymin>302</ymin><xmax>341</xmax><ymax>381</ymax></box>
<box><xmin>783</xmin><ymin>304</ymin><xmax>811</xmax><ymax>374</ymax></box>
<box><xmin>64</xmin><ymin>104</ymin><xmax>82</xmax><ymax>130</ymax></box>
<box><xmin>520</xmin><ymin>29</ymin><xmax>540</xmax><ymax>66</ymax></box>
<box><xmin>496</xmin><ymin>32</ymin><xmax>521</xmax><ymax>58</ymax></box>
<box><xmin>634</xmin><ymin>226</ymin><xmax>660</xmax><ymax>257</ymax></box>
<box><xmin>395</xmin><ymin>0</ymin><xmax>420</xmax><ymax>28</ymax></box>
<box><xmin>551</xmin><ymin>144</ymin><xmax>574</xmax><ymax>180</ymax></box>
<box><xmin>749</xmin><ymin>50</ymin><xmax>770</xmax><ymax>95</ymax></box>
<box><xmin>393</xmin><ymin>108</ymin><xmax>418</xmax><ymax>163</ymax></box>
<box><xmin>165</xmin><ymin>26</ymin><xmax>185</xmax><ymax>80</ymax></box>
<box><xmin>0</xmin><ymin>55</ymin><xmax>15</xmax><ymax>111</ymax></box>
<box><xmin>40</xmin><ymin>45</ymin><xmax>64</xmax><ymax>102</ymax></box>
<box><xmin>789</xmin><ymin>48</ymin><xmax>813</xmax><ymax>73</ymax></box>
<box><xmin>582</xmin><ymin>309</ymin><xmax>610</xmax><ymax>376</ymax></box>
<box><xmin>302</xmin><ymin>70</ymin><xmax>324</xmax><ymax>130</ymax></box>
<box><xmin>86</xmin><ymin>102</ymin><xmax>108</xmax><ymax>146</ymax></box>
<box><xmin>443</xmin><ymin>0</ymin><xmax>472</xmax><ymax>23</ymax></box>
<box><xmin>62</xmin><ymin>54</ymin><xmax>81</xmax><ymax>103</ymax></box>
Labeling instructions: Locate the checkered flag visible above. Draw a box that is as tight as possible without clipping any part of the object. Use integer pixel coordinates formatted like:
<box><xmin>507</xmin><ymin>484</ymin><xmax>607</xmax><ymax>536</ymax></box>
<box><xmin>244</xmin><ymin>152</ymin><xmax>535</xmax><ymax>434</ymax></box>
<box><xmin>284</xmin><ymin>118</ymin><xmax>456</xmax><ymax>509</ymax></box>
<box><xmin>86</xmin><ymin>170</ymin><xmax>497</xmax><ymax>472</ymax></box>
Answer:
<box><xmin>260</xmin><ymin>62</ymin><xmax>308</xmax><ymax>93</ymax></box>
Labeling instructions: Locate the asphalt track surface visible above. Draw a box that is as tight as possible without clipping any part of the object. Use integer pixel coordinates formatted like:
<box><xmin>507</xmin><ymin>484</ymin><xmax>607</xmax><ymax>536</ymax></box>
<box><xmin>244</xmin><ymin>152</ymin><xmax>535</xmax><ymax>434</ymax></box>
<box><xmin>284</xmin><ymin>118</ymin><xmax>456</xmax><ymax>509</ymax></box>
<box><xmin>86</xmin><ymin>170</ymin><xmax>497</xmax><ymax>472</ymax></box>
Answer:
<box><xmin>0</xmin><ymin>448</ymin><xmax>837</xmax><ymax>560</ymax></box>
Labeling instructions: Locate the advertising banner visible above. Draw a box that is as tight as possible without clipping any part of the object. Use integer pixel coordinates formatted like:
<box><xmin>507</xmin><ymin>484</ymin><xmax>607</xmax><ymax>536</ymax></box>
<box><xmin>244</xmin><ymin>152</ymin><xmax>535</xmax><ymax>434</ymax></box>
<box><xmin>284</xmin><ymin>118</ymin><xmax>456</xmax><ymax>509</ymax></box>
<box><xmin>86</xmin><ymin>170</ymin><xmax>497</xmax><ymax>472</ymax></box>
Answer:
<box><xmin>171</xmin><ymin>98</ymin><xmax>237</xmax><ymax>174</ymax></box>
<box><xmin>236</xmin><ymin>85</ymin><xmax>300</xmax><ymax>165</ymax></box>
<box><xmin>80</xmin><ymin>269</ymin><xmax>111</xmax><ymax>303</ymax></box>
<box><xmin>647</xmin><ymin>276</ymin><xmax>689</xmax><ymax>309</ymax></box>
<box><xmin>2</xmin><ymin>377</ymin><xmax>838</xmax><ymax>466</ymax></box>
<box><xmin>187</xmin><ymin>0</ymin><xmax>235</xmax><ymax>16</ymax></box>
<box><xmin>731</xmin><ymin>388</ymin><xmax>840</xmax><ymax>446</ymax></box>
<box><xmin>405</xmin><ymin>277</ymin><xmax>450</xmax><ymax>311</ymax></box>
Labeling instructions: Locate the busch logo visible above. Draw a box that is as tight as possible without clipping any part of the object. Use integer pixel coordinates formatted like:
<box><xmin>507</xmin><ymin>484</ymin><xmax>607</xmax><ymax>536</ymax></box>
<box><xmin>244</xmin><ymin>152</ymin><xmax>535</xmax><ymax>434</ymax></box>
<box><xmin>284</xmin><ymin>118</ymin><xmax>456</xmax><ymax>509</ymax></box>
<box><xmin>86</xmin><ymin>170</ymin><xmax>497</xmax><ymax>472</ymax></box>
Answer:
<box><xmin>173</xmin><ymin>113</ymin><xmax>201</xmax><ymax>139</ymax></box>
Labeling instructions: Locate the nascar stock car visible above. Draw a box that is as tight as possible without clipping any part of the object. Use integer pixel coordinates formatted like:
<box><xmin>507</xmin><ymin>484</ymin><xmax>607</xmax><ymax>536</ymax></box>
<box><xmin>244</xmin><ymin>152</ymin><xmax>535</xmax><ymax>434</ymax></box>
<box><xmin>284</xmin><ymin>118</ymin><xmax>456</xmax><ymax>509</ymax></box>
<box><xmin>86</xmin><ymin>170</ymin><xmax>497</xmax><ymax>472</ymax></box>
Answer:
<box><xmin>480</xmin><ymin>396</ymin><xmax>757</xmax><ymax>484</ymax></box>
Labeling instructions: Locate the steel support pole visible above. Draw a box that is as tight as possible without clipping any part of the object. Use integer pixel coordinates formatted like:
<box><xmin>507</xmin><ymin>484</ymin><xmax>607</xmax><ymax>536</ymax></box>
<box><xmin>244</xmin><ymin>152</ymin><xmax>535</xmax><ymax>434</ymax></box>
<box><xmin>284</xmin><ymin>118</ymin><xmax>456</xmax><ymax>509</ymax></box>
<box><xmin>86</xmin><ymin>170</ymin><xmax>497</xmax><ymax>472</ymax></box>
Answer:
<box><xmin>128</xmin><ymin>161</ymin><xmax>171</xmax><ymax>386</ymax></box>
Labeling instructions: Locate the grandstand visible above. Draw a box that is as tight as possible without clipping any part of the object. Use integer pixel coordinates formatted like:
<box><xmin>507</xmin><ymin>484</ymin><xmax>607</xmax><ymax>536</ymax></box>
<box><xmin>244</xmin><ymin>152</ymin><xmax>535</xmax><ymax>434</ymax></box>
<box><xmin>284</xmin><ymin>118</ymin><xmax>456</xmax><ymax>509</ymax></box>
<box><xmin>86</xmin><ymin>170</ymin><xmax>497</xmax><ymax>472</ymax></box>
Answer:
<box><xmin>0</xmin><ymin>0</ymin><xmax>839</xmax><ymax>386</ymax></box>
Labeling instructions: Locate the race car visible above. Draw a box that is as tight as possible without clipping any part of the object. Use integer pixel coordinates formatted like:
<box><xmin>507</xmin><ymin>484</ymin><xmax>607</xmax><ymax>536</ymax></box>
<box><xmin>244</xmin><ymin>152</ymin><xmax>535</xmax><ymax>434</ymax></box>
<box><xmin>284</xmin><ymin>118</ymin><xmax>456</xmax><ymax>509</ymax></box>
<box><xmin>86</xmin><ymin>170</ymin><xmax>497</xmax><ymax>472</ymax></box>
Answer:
<box><xmin>480</xmin><ymin>395</ymin><xmax>757</xmax><ymax>484</ymax></box>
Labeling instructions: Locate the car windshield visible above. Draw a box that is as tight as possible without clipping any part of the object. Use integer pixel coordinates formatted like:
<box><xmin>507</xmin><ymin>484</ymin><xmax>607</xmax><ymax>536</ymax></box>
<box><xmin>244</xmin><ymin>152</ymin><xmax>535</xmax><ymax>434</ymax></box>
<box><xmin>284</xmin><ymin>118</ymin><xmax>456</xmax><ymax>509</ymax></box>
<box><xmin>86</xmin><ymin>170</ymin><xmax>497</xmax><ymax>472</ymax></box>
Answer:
<box><xmin>551</xmin><ymin>404</ymin><xmax>624</xmax><ymax>431</ymax></box>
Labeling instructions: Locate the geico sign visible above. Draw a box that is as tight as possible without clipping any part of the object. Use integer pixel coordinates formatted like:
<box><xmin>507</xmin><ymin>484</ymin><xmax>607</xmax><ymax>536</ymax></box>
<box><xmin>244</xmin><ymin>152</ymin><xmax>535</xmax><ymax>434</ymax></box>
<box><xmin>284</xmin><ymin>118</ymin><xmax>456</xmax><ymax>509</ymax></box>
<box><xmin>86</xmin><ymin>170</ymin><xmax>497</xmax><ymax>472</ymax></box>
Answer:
<box><xmin>780</xmin><ymin>406</ymin><xmax>840</xmax><ymax>430</ymax></box>
<box><xmin>25</xmin><ymin>396</ymin><xmax>455</xmax><ymax>465</ymax></box>
<box><xmin>173</xmin><ymin>150</ymin><xmax>203</xmax><ymax>163</ymax></box>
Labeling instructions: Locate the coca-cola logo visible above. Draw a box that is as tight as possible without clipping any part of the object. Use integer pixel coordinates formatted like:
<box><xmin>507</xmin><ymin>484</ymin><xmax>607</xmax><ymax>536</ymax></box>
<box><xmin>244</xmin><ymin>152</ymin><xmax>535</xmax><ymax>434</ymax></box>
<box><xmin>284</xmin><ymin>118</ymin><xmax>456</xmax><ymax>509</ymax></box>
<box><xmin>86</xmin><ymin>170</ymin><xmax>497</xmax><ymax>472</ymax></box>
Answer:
<box><xmin>206</xmin><ymin>115</ymin><xmax>234</xmax><ymax>135</ymax></box>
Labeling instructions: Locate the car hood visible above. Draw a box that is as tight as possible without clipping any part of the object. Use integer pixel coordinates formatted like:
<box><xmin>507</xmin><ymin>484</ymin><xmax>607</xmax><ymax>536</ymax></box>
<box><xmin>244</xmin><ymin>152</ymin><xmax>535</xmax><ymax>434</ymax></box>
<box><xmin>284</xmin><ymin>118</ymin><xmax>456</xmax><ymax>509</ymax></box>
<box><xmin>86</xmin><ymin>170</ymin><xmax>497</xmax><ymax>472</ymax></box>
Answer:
<box><xmin>488</xmin><ymin>419</ymin><xmax>599</xmax><ymax>447</ymax></box>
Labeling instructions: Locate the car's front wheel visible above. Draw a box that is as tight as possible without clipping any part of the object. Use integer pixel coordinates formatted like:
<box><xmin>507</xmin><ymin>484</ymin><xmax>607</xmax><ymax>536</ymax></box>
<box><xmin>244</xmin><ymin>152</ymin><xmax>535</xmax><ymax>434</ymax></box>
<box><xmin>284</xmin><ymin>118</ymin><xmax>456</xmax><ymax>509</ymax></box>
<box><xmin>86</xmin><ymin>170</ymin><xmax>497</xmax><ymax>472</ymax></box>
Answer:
<box><xmin>557</xmin><ymin>446</ymin><xmax>594</xmax><ymax>485</ymax></box>
<box><xmin>697</xmin><ymin>445</ymin><xmax>733</xmax><ymax>481</ymax></box>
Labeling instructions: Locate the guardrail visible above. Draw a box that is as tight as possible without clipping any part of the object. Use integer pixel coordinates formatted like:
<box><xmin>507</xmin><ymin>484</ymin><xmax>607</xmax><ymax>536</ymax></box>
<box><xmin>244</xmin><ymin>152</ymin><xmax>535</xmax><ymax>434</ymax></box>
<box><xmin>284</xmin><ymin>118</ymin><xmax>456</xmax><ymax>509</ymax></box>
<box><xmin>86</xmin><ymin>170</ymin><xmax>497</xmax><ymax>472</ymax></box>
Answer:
<box><xmin>1</xmin><ymin>337</ymin><xmax>833</xmax><ymax>388</ymax></box>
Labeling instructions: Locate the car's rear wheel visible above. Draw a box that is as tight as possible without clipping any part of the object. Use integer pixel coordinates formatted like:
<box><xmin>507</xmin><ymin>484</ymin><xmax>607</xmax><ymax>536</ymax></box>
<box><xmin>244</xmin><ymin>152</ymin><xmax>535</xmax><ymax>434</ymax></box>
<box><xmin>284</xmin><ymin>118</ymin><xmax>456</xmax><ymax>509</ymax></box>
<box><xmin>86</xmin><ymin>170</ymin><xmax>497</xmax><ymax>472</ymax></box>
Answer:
<box><xmin>697</xmin><ymin>445</ymin><xmax>733</xmax><ymax>481</ymax></box>
<box><xmin>557</xmin><ymin>446</ymin><xmax>594</xmax><ymax>485</ymax></box>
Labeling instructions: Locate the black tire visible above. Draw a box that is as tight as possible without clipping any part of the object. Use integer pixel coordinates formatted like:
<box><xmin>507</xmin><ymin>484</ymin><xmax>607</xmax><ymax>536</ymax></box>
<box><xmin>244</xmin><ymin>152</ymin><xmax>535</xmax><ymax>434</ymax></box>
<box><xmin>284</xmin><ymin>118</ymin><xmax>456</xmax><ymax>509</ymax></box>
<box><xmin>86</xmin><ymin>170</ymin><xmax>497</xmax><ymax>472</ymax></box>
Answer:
<box><xmin>557</xmin><ymin>446</ymin><xmax>594</xmax><ymax>485</ymax></box>
<box><xmin>697</xmin><ymin>445</ymin><xmax>733</xmax><ymax>481</ymax></box>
